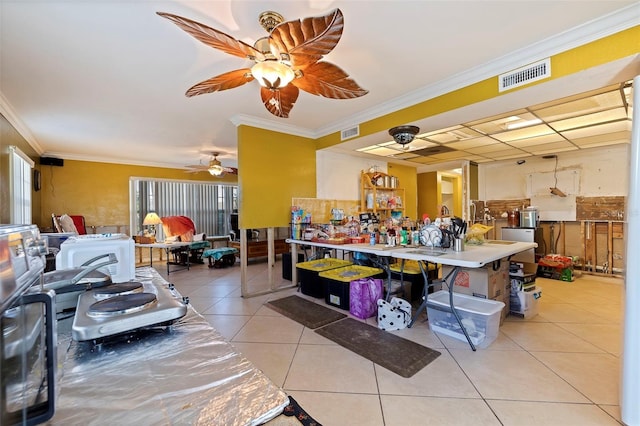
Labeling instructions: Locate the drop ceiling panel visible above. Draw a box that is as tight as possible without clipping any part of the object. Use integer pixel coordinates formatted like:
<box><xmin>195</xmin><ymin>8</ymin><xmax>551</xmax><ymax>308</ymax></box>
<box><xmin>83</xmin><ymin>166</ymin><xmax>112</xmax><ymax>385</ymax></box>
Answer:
<box><xmin>548</xmin><ymin>107</ymin><xmax>628</xmax><ymax>131</ymax></box>
<box><xmin>446</xmin><ymin>136</ymin><xmax>500</xmax><ymax>150</ymax></box>
<box><xmin>507</xmin><ymin>133</ymin><xmax>566</xmax><ymax>147</ymax></box>
<box><xmin>533</xmin><ymin>90</ymin><xmax>623</xmax><ymax>121</ymax></box>
<box><xmin>422</xmin><ymin>128</ymin><xmax>484</xmax><ymax>143</ymax></box>
<box><xmin>359</xmin><ymin>146</ymin><xmax>408</xmax><ymax>156</ymax></box>
<box><xmin>567</xmin><ymin>131</ymin><xmax>631</xmax><ymax>148</ymax></box>
<box><xmin>490</xmin><ymin>124</ymin><xmax>555</xmax><ymax>142</ymax></box>
<box><xmin>463</xmin><ymin>109</ymin><xmax>529</xmax><ymax>133</ymax></box>
<box><xmin>429</xmin><ymin>151</ymin><xmax>474</xmax><ymax>160</ymax></box>
<box><xmin>560</xmin><ymin>120</ymin><xmax>631</xmax><ymax>139</ymax></box>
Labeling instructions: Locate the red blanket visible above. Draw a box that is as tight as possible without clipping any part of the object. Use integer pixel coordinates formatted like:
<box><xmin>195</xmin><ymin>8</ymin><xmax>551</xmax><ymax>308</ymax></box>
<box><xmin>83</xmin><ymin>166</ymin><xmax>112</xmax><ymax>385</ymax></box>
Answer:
<box><xmin>161</xmin><ymin>215</ymin><xmax>195</xmax><ymax>242</ymax></box>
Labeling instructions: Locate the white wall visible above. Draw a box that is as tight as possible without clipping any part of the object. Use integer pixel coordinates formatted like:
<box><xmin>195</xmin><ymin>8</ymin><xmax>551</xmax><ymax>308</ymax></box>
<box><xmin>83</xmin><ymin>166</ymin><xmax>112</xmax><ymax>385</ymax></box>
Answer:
<box><xmin>316</xmin><ymin>150</ymin><xmax>387</xmax><ymax>200</ymax></box>
<box><xmin>479</xmin><ymin>144</ymin><xmax>630</xmax><ymax>200</ymax></box>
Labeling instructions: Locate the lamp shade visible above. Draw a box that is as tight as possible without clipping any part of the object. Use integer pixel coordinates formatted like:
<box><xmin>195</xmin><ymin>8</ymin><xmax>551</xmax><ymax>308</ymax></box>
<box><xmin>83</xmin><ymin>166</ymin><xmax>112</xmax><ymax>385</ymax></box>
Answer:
<box><xmin>208</xmin><ymin>165</ymin><xmax>224</xmax><ymax>176</ymax></box>
<box><xmin>143</xmin><ymin>212</ymin><xmax>163</xmax><ymax>225</ymax></box>
<box><xmin>251</xmin><ymin>60</ymin><xmax>295</xmax><ymax>89</ymax></box>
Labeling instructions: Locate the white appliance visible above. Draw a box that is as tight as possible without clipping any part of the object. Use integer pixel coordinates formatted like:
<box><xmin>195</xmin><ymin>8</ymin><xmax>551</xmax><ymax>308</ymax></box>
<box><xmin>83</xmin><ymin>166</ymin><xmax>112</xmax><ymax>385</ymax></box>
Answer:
<box><xmin>56</xmin><ymin>234</ymin><xmax>135</xmax><ymax>283</ymax></box>
<box><xmin>500</xmin><ymin>228</ymin><xmax>535</xmax><ymax>263</ymax></box>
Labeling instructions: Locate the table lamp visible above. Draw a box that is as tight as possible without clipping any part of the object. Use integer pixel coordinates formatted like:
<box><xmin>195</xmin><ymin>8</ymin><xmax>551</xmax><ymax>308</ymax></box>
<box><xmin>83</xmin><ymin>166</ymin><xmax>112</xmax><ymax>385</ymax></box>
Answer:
<box><xmin>143</xmin><ymin>212</ymin><xmax>163</xmax><ymax>238</ymax></box>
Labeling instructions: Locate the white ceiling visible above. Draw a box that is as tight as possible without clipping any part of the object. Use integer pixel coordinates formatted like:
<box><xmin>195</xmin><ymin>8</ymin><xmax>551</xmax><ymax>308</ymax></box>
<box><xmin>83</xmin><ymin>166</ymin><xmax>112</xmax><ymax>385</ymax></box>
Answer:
<box><xmin>1</xmin><ymin>1</ymin><xmax>638</xmax><ymax>172</ymax></box>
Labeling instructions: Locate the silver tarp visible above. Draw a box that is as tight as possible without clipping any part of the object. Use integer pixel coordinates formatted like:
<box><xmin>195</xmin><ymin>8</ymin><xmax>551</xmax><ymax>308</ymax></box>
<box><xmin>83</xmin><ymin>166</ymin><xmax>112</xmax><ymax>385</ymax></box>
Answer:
<box><xmin>48</xmin><ymin>267</ymin><xmax>289</xmax><ymax>425</ymax></box>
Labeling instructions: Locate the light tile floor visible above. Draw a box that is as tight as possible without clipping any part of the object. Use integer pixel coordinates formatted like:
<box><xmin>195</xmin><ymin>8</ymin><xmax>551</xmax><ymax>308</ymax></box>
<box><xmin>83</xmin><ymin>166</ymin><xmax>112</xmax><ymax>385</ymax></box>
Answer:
<box><xmin>156</xmin><ymin>260</ymin><xmax>624</xmax><ymax>425</ymax></box>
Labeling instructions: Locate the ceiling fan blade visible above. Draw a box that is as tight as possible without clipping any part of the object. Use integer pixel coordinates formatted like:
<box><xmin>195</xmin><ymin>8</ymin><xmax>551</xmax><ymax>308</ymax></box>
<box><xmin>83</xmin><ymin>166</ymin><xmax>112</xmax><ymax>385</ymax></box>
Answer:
<box><xmin>293</xmin><ymin>62</ymin><xmax>368</xmax><ymax>99</ymax></box>
<box><xmin>269</xmin><ymin>8</ymin><xmax>343</xmax><ymax>68</ymax></box>
<box><xmin>261</xmin><ymin>85</ymin><xmax>299</xmax><ymax>118</ymax></box>
<box><xmin>157</xmin><ymin>12</ymin><xmax>264</xmax><ymax>61</ymax></box>
<box><xmin>186</xmin><ymin>69</ymin><xmax>254</xmax><ymax>97</ymax></box>
<box><xmin>223</xmin><ymin>167</ymin><xmax>238</xmax><ymax>175</ymax></box>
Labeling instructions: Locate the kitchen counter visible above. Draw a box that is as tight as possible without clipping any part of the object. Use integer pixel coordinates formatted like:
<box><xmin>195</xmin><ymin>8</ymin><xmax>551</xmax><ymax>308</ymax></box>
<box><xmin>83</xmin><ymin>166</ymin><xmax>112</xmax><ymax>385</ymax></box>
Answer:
<box><xmin>50</xmin><ymin>267</ymin><xmax>288</xmax><ymax>425</ymax></box>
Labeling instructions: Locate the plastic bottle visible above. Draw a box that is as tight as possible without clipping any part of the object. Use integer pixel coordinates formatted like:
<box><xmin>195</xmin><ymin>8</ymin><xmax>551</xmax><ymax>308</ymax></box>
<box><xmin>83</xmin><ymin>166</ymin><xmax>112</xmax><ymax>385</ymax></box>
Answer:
<box><xmin>370</xmin><ymin>231</ymin><xmax>376</xmax><ymax>246</ymax></box>
<box><xmin>411</xmin><ymin>228</ymin><xmax>420</xmax><ymax>246</ymax></box>
<box><xmin>400</xmin><ymin>227</ymin><xmax>408</xmax><ymax>245</ymax></box>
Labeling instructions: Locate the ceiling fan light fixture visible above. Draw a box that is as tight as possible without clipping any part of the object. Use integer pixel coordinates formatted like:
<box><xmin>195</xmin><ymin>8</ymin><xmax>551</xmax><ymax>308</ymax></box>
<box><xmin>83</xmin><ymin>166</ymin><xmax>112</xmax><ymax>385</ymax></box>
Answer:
<box><xmin>208</xmin><ymin>165</ymin><xmax>224</xmax><ymax>176</ymax></box>
<box><xmin>389</xmin><ymin>125</ymin><xmax>420</xmax><ymax>145</ymax></box>
<box><xmin>251</xmin><ymin>60</ymin><xmax>295</xmax><ymax>89</ymax></box>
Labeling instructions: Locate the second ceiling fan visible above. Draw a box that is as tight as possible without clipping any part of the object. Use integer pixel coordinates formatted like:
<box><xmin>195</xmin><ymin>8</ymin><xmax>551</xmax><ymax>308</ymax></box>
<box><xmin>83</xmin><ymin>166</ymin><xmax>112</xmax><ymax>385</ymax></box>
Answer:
<box><xmin>186</xmin><ymin>153</ymin><xmax>237</xmax><ymax>177</ymax></box>
<box><xmin>157</xmin><ymin>8</ymin><xmax>368</xmax><ymax>118</ymax></box>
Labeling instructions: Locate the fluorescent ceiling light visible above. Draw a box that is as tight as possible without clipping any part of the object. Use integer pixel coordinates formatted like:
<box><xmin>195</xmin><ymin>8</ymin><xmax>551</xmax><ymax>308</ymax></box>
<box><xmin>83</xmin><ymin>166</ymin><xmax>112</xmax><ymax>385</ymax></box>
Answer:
<box><xmin>506</xmin><ymin>118</ymin><xmax>542</xmax><ymax>129</ymax></box>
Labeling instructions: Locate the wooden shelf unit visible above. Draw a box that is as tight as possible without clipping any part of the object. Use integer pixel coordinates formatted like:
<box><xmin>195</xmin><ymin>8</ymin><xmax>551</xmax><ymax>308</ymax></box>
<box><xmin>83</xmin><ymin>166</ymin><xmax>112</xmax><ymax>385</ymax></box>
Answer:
<box><xmin>360</xmin><ymin>171</ymin><xmax>405</xmax><ymax>218</ymax></box>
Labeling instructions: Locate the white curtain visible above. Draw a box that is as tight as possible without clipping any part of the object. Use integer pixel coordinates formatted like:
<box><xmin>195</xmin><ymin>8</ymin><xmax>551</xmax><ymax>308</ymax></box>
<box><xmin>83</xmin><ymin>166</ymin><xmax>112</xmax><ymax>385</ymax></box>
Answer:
<box><xmin>9</xmin><ymin>146</ymin><xmax>34</xmax><ymax>224</ymax></box>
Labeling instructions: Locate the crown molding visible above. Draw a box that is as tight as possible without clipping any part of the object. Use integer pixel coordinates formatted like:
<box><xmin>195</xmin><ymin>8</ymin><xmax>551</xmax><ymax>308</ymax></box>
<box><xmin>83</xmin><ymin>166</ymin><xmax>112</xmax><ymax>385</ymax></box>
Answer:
<box><xmin>229</xmin><ymin>113</ymin><xmax>317</xmax><ymax>138</ymax></box>
<box><xmin>0</xmin><ymin>92</ymin><xmax>44</xmax><ymax>154</ymax></box>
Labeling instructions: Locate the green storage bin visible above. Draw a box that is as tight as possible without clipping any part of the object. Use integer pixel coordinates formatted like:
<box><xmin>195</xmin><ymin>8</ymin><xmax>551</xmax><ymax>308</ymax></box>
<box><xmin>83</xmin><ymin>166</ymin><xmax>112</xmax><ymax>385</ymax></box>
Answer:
<box><xmin>319</xmin><ymin>265</ymin><xmax>384</xmax><ymax>310</ymax></box>
<box><xmin>296</xmin><ymin>258</ymin><xmax>352</xmax><ymax>297</ymax></box>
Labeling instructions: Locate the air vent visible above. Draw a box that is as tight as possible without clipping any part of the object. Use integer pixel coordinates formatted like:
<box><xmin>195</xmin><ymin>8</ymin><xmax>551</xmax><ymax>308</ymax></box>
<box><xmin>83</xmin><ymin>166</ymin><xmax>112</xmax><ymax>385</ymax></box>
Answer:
<box><xmin>341</xmin><ymin>125</ymin><xmax>360</xmax><ymax>141</ymax></box>
<box><xmin>499</xmin><ymin>58</ymin><xmax>551</xmax><ymax>92</ymax></box>
<box><xmin>412</xmin><ymin>145</ymin><xmax>455</xmax><ymax>156</ymax></box>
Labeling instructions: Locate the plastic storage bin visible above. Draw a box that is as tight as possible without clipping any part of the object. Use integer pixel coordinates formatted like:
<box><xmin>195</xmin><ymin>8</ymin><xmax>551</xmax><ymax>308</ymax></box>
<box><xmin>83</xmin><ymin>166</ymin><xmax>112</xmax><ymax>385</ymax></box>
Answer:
<box><xmin>389</xmin><ymin>260</ymin><xmax>439</xmax><ymax>301</ymax></box>
<box><xmin>510</xmin><ymin>286</ymin><xmax>542</xmax><ymax>318</ymax></box>
<box><xmin>319</xmin><ymin>265</ymin><xmax>384</xmax><ymax>310</ymax></box>
<box><xmin>426</xmin><ymin>290</ymin><xmax>505</xmax><ymax>348</ymax></box>
<box><xmin>296</xmin><ymin>258</ymin><xmax>353</xmax><ymax>297</ymax></box>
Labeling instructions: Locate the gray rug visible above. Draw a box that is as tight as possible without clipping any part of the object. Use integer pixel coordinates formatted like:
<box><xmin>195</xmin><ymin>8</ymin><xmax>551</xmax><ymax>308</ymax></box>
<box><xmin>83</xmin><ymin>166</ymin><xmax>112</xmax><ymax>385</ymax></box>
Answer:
<box><xmin>267</xmin><ymin>295</ymin><xmax>347</xmax><ymax>329</ymax></box>
<box><xmin>315</xmin><ymin>318</ymin><xmax>441</xmax><ymax>378</ymax></box>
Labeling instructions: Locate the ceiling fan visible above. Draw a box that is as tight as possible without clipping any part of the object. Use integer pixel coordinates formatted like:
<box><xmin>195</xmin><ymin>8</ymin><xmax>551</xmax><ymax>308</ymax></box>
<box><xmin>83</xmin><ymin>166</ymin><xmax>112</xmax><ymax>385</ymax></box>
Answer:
<box><xmin>185</xmin><ymin>153</ymin><xmax>237</xmax><ymax>177</ymax></box>
<box><xmin>157</xmin><ymin>8</ymin><xmax>368</xmax><ymax>118</ymax></box>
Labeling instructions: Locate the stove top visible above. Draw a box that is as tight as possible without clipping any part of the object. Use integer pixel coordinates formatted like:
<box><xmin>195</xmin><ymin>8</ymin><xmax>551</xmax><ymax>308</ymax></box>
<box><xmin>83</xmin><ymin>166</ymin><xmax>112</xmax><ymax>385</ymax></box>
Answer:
<box><xmin>71</xmin><ymin>280</ymin><xmax>187</xmax><ymax>342</ymax></box>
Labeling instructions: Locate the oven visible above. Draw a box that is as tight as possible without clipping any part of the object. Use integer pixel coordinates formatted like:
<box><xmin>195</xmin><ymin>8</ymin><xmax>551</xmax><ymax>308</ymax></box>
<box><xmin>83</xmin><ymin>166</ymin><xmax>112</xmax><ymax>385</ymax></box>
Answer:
<box><xmin>0</xmin><ymin>224</ymin><xmax>55</xmax><ymax>425</ymax></box>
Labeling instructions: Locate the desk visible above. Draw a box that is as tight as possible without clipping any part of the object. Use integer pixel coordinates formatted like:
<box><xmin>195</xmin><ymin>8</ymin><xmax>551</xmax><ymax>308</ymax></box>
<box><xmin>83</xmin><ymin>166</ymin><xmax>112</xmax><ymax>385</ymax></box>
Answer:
<box><xmin>287</xmin><ymin>239</ymin><xmax>536</xmax><ymax>350</ymax></box>
<box><xmin>229</xmin><ymin>239</ymin><xmax>289</xmax><ymax>260</ymax></box>
<box><xmin>135</xmin><ymin>242</ymin><xmax>192</xmax><ymax>275</ymax></box>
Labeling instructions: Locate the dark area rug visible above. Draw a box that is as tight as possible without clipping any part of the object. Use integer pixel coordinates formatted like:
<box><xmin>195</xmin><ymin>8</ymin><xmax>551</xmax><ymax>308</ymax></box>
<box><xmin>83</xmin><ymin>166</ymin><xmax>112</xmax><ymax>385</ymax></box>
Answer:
<box><xmin>315</xmin><ymin>318</ymin><xmax>441</xmax><ymax>378</ymax></box>
<box><xmin>267</xmin><ymin>295</ymin><xmax>347</xmax><ymax>329</ymax></box>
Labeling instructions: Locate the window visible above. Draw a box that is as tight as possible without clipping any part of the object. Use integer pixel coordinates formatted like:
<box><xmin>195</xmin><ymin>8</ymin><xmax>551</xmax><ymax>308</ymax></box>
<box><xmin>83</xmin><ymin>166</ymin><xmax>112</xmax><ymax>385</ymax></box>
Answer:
<box><xmin>9</xmin><ymin>146</ymin><xmax>34</xmax><ymax>224</ymax></box>
<box><xmin>130</xmin><ymin>178</ymin><xmax>237</xmax><ymax>239</ymax></box>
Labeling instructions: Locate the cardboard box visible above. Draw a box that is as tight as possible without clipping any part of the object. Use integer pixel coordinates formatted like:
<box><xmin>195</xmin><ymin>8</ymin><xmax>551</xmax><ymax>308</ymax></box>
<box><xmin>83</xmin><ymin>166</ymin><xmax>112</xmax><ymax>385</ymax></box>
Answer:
<box><xmin>445</xmin><ymin>261</ymin><xmax>509</xmax><ymax>300</ymax></box>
